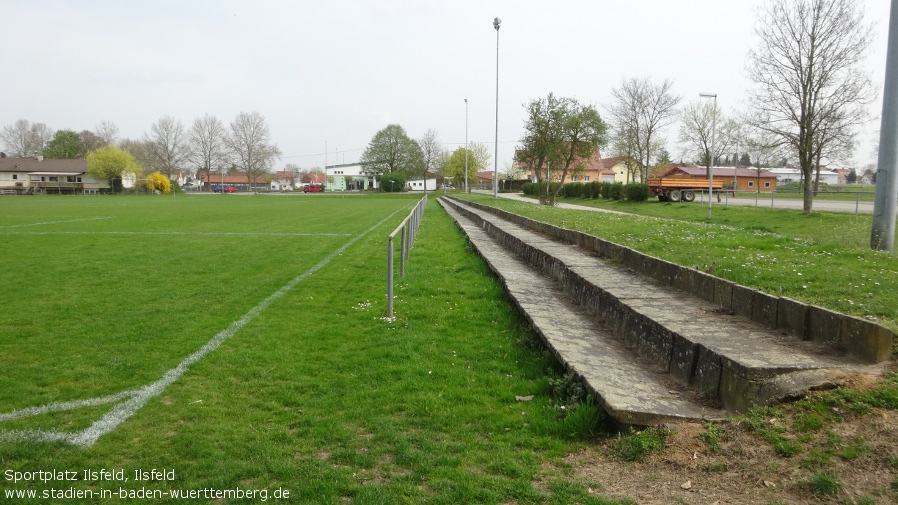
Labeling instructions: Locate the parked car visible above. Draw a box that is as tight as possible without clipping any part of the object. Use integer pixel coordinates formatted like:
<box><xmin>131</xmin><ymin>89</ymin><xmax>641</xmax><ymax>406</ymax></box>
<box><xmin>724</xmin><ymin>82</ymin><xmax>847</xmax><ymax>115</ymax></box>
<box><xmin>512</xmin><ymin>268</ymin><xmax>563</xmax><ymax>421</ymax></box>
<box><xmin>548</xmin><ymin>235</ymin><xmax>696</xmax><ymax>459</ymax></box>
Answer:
<box><xmin>303</xmin><ymin>185</ymin><xmax>322</xmax><ymax>193</ymax></box>
<box><xmin>215</xmin><ymin>185</ymin><xmax>238</xmax><ymax>193</ymax></box>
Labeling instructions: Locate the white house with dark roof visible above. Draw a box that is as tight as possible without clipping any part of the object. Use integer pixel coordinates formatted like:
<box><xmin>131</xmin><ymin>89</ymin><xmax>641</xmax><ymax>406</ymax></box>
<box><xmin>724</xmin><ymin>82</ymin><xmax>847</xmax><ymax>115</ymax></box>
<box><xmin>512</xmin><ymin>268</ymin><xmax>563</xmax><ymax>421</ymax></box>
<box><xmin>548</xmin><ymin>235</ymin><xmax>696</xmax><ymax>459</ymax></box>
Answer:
<box><xmin>0</xmin><ymin>156</ymin><xmax>115</xmax><ymax>194</ymax></box>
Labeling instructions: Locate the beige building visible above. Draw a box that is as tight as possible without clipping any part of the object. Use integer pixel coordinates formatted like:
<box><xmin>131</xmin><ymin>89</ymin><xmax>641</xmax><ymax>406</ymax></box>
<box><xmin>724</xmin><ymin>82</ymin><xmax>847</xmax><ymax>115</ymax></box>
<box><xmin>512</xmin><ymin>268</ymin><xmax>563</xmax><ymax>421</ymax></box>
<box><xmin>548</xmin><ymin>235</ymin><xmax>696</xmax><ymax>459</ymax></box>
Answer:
<box><xmin>0</xmin><ymin>156</ymin><xmax>111</xmax><ymax>194</ymax></box>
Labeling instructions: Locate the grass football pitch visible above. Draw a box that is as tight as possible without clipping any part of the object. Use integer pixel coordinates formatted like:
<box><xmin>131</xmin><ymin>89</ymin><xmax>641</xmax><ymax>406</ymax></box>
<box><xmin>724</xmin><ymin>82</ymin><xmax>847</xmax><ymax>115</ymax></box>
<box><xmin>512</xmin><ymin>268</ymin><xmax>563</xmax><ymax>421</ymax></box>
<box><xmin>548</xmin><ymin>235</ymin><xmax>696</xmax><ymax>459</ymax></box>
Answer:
<box><xmin>0</xmin><ymin>194</ymin><xmax>600</xmax><ymax>504</ymax></box>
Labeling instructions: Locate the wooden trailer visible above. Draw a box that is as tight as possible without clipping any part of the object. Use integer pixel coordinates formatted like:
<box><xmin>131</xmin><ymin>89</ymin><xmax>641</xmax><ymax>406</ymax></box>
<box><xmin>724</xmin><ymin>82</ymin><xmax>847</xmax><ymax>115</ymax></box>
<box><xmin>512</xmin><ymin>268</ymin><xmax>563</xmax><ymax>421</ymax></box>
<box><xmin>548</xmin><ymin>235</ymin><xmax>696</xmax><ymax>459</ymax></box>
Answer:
<box><xmin>646</xmin><ymin>177</ymin><xmax>723</xmax><ymax>202</ymax></box>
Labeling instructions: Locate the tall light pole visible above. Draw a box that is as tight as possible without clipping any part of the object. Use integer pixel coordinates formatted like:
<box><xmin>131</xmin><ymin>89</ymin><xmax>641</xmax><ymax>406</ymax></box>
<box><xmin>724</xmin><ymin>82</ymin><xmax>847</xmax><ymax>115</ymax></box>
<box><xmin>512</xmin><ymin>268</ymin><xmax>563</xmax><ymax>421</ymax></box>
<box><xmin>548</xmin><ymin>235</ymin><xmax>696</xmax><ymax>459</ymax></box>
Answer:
<box><xmin>872</xmin><ymin>0</ymin><xmax>898</xmax><ymax>251</ymax></box>
<box><xmin>464</xmin><ymin>98</ymin><xmax>469</xmax><ymax>193</ymax></box>
<box><xmin>493</xmin><ymin>17</ymin><xmax>501</xmax><ymax>198</ymax></box>
<box><xmin>700</xmin><ymin>92</ymin><xmax>717</xmax><ymax>220</ymax></box>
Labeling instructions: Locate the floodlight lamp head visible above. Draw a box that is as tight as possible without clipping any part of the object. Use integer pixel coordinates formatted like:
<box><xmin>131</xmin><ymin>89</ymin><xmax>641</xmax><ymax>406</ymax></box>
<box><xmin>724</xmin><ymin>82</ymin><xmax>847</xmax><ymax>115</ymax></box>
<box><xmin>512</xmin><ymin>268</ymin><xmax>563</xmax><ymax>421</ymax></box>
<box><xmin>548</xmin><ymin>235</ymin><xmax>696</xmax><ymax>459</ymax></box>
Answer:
<box><xmin>699</xmin><ymin>92</ymin><xmax>717</xmax><ymax>98</ymax></box>
<box><xmin>493</xmin><ymin>17</ymin><xmax>501</xmax><ymax>30</ymax></box>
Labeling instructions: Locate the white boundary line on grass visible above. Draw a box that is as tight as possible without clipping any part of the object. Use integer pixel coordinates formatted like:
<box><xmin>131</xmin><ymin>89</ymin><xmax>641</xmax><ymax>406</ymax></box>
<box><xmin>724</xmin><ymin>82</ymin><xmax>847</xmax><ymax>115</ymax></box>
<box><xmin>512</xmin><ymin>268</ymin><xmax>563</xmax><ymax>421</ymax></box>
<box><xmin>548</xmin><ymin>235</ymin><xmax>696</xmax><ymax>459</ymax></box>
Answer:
<box><xmin>0</xmin><ymin>208</ymin><xmax>406</xmax><ymax>447</ymax></box>
<box><xmin>0</xmin><ymin>217</ymin><xmax>113</xmax><ymax>228</ymax></box>
<box><xmin>1</xmin><ymin>231</ymin><xmax>353</xmax><ymax>237</ymax></box>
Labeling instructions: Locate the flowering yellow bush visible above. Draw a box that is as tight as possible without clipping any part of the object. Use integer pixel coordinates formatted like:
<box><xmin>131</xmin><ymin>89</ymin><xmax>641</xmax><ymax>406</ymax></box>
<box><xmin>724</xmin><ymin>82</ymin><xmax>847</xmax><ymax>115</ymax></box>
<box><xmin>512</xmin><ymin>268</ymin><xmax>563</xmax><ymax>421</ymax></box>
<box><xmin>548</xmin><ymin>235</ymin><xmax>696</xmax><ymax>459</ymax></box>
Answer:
<box><xmin>144</xmin><ymin>172</ymin><xmax>172</xmax><ymax>193</ymax></box>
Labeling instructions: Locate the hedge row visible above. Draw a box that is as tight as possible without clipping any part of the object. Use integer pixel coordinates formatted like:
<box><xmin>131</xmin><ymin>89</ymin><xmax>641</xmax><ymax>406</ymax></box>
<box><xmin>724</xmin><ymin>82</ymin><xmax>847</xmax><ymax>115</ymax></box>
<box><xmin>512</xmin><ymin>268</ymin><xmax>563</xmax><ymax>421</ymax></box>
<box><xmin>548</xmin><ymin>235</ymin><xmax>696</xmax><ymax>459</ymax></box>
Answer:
<box><xmin>522</xmin><ymin>181</ymin><xmax>650</xmax><ymax>202</ymax></box>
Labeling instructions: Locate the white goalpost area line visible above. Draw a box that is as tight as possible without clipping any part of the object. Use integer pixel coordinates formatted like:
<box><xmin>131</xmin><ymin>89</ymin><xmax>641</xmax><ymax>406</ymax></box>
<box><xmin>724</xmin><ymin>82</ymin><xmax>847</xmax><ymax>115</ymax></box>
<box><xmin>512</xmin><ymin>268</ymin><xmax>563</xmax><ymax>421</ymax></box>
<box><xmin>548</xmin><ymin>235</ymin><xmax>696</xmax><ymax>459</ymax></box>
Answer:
<box><xmin>0</xmin><ymin>207</ymin><xmax>407</xmax><ymax>447</ymax></box>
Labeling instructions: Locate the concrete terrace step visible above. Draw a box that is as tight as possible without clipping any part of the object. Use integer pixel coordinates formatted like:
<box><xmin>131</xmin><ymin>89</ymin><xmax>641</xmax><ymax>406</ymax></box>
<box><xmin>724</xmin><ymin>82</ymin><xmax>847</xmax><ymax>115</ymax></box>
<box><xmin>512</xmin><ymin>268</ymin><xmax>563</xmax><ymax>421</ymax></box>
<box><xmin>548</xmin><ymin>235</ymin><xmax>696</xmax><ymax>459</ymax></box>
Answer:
<box><xmin>439</xmin><ymin>197</ymin><xmax>891</xmax><ymax>425</ymax></box>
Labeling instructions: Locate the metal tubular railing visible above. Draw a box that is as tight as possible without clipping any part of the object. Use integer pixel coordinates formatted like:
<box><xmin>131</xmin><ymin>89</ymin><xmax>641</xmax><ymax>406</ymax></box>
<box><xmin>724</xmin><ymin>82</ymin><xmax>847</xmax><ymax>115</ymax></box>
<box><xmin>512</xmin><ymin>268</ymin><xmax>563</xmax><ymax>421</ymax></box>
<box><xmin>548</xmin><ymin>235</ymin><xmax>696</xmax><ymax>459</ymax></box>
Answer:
<box><xmin>387</xmin><ymin>195</ymin><xmax>427</xmax><ymax>318</ymax></box>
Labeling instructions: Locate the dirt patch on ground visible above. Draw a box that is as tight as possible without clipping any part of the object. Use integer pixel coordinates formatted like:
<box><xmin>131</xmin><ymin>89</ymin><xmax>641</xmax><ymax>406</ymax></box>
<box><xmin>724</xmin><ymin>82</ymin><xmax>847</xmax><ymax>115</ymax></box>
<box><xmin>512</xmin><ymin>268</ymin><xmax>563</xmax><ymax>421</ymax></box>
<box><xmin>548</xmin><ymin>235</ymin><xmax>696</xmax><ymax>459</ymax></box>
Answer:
<box><xmin>564</xmin><ymin>411</ymin><xmax>898</xmax><ymax>504</ymax></box>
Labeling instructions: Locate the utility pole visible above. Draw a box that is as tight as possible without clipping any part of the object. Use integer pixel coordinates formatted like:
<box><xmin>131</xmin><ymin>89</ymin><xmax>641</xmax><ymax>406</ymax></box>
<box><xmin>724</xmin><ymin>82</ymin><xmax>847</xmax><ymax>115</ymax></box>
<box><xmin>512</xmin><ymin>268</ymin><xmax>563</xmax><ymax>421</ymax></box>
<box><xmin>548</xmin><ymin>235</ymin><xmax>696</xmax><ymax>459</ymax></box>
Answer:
<box><xmin>872</xmin><ymin>0</ymin><xmax>898</xmax><ymax>251</ymax></box>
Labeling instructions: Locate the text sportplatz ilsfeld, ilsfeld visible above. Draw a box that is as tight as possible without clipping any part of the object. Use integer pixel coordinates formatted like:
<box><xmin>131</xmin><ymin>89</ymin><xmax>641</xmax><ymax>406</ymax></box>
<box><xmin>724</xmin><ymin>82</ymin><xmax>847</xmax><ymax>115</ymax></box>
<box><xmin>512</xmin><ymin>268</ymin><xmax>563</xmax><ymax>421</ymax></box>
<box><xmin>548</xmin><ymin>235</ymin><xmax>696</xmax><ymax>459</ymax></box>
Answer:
<box><xmin>3</xmin><ymin>468</ymin><xmax>290</xmax><ymax>501</ymax></box>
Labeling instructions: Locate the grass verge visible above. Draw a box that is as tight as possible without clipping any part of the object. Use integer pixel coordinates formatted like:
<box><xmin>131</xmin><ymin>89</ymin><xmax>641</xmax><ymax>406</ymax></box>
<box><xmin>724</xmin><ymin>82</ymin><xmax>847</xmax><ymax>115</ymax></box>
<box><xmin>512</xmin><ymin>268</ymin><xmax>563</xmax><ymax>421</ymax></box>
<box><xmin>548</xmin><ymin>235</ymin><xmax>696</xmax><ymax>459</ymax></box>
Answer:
<box><xmin>458</xmin><ymin>192</ymin><xmax>898</xmax><ymax>335</ymax></box>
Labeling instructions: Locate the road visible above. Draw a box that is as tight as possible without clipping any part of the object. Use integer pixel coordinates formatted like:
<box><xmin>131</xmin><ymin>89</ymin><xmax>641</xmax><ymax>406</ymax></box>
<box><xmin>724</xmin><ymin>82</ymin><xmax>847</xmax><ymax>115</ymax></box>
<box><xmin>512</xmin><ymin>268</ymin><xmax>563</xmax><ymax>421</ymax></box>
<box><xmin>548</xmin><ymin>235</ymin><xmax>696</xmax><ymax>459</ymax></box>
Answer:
<box><xmin>473</xmin><ymin>190</ymin><xmax>875</xmax><ymax>215</ymax></box>
<box><xmin>707</xmin><ymin>193</ymin><xmax>873</xmax><ymax>214</ymax></box>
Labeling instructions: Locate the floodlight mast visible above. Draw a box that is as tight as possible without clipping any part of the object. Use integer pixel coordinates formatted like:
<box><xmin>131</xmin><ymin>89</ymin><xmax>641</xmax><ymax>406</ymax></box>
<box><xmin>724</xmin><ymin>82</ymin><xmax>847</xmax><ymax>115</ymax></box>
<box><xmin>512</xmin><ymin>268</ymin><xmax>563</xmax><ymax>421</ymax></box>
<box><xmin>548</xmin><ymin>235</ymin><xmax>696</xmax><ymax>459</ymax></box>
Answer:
<box><xmin>493</xmin><ymin>17</ymin><xmax>501</xmax><ymax>198</ymax></box>
<box><xmin>464</xmin><ymin>98</ymin><xmax>469</xmax><ymax>193</ymax></box>
<box><xmin>872</xmin><ymin>0</ymin><xmax>898</xmax><ymax>251</ymax></box>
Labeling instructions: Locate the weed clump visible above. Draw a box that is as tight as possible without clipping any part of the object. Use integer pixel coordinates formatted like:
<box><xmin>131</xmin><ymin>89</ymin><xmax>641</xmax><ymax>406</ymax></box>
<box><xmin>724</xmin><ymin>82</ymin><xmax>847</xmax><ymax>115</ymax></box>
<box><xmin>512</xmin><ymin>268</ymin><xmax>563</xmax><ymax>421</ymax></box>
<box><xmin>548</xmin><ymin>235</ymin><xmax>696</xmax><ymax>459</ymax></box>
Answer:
<box><xmin>609</xmin><ymin>425</ymin><xmax>672</xmax><ymax>462</ymax></box>
<box><xmin>805</xmin><ymin>470</ymin><xmax>842</xmax><ymax>497</ymax></box>
<box><xmin>546</xmin><ymin>370</ymin><xmax>607</xmax><ymax>439</ymax></box>
<box><xmin>696</xmin><ymin>422</ymin><xmax>726</xmax><ymax>453</ymax></box>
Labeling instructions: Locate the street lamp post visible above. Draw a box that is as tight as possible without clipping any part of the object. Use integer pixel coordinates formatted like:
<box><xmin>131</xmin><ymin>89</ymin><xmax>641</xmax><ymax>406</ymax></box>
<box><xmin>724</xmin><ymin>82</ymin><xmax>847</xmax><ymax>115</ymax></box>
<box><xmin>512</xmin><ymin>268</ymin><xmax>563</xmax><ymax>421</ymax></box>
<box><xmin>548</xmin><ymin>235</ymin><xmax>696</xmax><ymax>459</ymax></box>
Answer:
<box><xmin>464</xmin><ymin>98</ymin><xmax>469</xmax><ymax>193</ymax></box>
<box><xmin>700</xmin><ymin>92</ymin><xmax>717</xmax><ymax>220</ymax></box>
<box><xmin>493</xmin><ymin>17</ymin><xmax>501</xmax><ymax>198</ymax></box>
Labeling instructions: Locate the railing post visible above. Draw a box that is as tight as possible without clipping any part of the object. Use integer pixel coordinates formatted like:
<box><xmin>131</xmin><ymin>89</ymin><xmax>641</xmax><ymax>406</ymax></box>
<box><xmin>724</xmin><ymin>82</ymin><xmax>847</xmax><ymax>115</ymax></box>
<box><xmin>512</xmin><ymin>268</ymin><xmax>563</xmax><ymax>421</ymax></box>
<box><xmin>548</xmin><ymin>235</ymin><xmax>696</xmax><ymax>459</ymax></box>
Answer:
<box><xmin>387</xmin><ymin>236</ymin><xmax>394</xmax><ymax>318</ymax></box>
<box><xmin>400</xmin><ymin>225</ymin><xmax>407</xmax><ymax>278</ymax></box>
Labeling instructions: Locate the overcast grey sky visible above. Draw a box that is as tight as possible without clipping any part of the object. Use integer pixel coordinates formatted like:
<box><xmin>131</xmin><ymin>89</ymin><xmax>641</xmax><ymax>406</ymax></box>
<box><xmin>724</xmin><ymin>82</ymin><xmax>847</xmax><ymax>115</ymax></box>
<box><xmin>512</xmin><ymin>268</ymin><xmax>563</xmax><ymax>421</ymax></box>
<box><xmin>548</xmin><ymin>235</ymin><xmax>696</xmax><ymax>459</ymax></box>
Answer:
<box><xmin>1</xmin><ymin>0</ymin><xmax>892</xmax><ymax>172</ymax></box>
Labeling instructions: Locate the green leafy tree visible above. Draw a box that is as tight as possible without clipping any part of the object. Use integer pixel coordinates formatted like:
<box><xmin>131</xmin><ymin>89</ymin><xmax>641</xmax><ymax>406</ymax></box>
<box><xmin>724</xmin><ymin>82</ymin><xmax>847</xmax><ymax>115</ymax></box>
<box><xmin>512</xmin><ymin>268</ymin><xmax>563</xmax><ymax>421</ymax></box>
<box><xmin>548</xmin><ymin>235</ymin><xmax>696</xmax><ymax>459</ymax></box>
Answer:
<box><xmin>517</xmin><ymin>93</ymin><xmax>607</xmax><ymax>205</ymax></box>
<box><xmin>44</xmin><ymin>130</ymin><xmax>83</xmax><ymax>159</ymax></box>
<box><xmin>442</xmin><ymin>142</ymin><xmax>490</xmax><ymax>189</ymax></box>
<box><xmin>381</xmin><ymin>172</ymin><xmax>406</xmax><ymax>192</ymax></box>
<box><xmin>360</xmin><ymin>124</ymin><xmax>423</xmax><ymax>176</ymax></box>
<box><xmin>86</xmin><ymin>146</ymin><xmax>141</xmax><ymax>192</ymax></box>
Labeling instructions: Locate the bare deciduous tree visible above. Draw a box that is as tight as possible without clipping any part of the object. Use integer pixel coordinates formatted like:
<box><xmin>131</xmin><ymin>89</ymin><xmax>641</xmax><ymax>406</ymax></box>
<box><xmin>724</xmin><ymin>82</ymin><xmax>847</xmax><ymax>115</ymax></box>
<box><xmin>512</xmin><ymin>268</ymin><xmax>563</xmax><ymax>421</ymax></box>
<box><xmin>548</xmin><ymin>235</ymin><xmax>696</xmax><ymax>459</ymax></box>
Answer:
<box><xmin>677</xmin><ymin>100</ymin><xmax>742</xmax><ymax>174</ymax></box>
<box><xmin>746</xmin><ymin>0</ymin><xmax>874</xmax><ymax>213</ymax></box>
<box><xmin>418</xmin><ymin>129</ymin><xmax>441</xmax><ymax>194</ymax></box>
<box><xmin>744</xmin><ymin>129</ymin><xmax>788</xmax><ymax>169</ymax></box>
<box><xmin>119</xmin><ymin>138</ymin><xmax>155</xmax><ymax>173</ymax></box>
<box><xmin>188</xmin><ymin>114</ymin><xmax>229</xmax><ymax>185</ymax></box>
<box><xmin>80</xmin><ymin>130</ymin><xmax>104</xmax><ymax>155</ymax></box>
<box><xmin>226</xmin><ymin>111</ymin><xmax>281</xmax><ymax>192</ymax></box>
<box><xmin>145</xmin><ymin>116</ymin><xmax>189</xmax><ymax>178</ymax></box>
<box><xmin>95</xmin><ymin>120</ymin><xmax>120</xmax><ymax>147</ymax></box>
<box><xmin>0</xmin><ymin>119</ymin><xmax>53</xmax><ymax>157</ymax></box>
<box><xmin>607</xmin><ymin>77</ymin><xmax>680</xmax><ymax>182</ymax></box>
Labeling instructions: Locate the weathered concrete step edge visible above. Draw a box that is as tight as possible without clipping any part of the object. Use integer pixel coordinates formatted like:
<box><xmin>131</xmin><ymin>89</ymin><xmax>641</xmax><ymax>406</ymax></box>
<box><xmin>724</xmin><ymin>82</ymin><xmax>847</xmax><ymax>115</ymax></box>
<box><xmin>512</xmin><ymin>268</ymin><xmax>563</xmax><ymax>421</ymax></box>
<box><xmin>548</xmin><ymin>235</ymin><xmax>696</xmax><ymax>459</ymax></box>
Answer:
<box><xmin>452</xmin><ymin>202</ymin><xmax>857</xmax><ymax>375</ymax></box>
<box><xmin>438</xmin><ymin>199</ymin><xmax>727</xmax><ymax>425</ymax></box>
<box><xmin>441</xmin><ymin>197</ymin><xmax>888</xmax><ymax>412</ymax></box>
<box><xmin>445</xmin><ymin>196</ymin><xmax>893</xmax><ymax>364</ymax></box>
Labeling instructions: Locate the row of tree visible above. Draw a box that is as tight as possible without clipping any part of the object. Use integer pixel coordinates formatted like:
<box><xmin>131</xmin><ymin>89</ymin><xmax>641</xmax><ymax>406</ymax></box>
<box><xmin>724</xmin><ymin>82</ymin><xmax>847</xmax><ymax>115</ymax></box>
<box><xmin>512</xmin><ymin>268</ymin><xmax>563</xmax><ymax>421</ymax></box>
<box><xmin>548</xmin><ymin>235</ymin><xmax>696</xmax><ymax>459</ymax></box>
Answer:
<box><xmin>0</xmin><ymin>112</ymin><xmax>281</xmax><ymax>189</ymax></box>
<box><xmin>358</xmin><ymin>124</ymin><xmax>492</xmax><ymax>190</ymax></box>
<box><xmin>0</xmin><ymin>120</ymin><xmax>120</xmax><ymax>160</ymax></box>
<box><xmin>601</xmin><ymin>0</ymin><xmax>875</xmax><ymax>214</ymax></box>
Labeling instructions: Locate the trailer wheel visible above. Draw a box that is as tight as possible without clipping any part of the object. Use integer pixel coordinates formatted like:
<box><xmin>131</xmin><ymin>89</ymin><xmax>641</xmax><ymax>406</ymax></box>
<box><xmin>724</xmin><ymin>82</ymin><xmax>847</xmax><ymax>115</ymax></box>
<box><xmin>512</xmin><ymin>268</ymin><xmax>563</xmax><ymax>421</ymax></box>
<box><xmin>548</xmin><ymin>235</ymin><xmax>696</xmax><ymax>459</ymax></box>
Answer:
<box><xmin>683</xmin><ymin>191</ymin><xmax>695</xmax><ymax>202</ymax></box>
<box><xmin>669</xmin><ymin>189</ymin><xmax>682</xmax><ymax>202</ymax></box>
